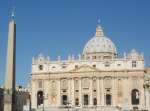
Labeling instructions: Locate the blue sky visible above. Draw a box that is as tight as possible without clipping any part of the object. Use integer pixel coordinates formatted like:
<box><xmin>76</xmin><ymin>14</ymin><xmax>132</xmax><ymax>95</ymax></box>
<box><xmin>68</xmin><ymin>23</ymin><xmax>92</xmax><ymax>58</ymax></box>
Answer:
<box><xmin>0</xmin><ymin>0</ymin><xmax>150</xmax><ymax>86</ymax></box>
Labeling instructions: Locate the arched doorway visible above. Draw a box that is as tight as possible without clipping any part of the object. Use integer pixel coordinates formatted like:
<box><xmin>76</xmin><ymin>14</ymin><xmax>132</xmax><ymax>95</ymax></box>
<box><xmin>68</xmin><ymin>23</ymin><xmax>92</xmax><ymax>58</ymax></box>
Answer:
<box><xmin>62</xmin><ymin>95</ymin><xmax>68</xmax><ymax>105</ymax></box>
<box><xmin>37</xmin><ymin>91</ymin><xmax>44</xmax><ymax>107</ymax></box>
<box><xmin>83</xmin><ymin>95</ymin><xmax>89</xmax><ymax>105</ymax></box>
<box><xmin>131</xmin><ymin>89</ymin><xmax>139</xmax><ymax>105</ymax></box>
<box><xmin>93</xmin><ymin>98</ymin><xmax>97</xmax><ymax>105</ymax></box>
<box><xmin>75</xmin><ymin>98</ymin><xmax>79</xmax><ymax>106</ymax></box>
<box><xmin>106</xmin><ymin>94</ymin><xmax>111</xmax><ymax>105</ymax></box>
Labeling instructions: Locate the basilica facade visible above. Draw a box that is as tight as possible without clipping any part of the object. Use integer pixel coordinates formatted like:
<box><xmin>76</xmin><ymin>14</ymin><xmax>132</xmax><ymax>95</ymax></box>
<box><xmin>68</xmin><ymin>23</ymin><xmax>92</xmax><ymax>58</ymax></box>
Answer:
<box><xmin>30</xmin><ymin>23</ymin><xmax>150</xmax><ymax>111</ymax></box>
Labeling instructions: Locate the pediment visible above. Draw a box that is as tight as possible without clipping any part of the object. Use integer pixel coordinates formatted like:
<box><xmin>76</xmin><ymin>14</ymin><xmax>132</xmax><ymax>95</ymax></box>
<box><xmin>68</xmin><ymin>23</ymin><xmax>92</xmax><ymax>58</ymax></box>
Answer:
<box><xmin>70</xmin><ymin>64</ymin><xmax>99</xmax><ymax>72</ymax></box>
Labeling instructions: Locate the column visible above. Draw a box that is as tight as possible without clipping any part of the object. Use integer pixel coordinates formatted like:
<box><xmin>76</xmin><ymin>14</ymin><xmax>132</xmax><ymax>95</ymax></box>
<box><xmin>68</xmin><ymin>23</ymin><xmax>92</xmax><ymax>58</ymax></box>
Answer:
<box><xmin>112</xmin><ymin>77</ymin><xmax>116</xmax><ymax>106</ymax></box>
<box><xmin>123</xmin><ymin>78</ymin><xmax>129</xmax><ymax>108</ymax></box>
<box><xmin>70</xmin><ymin>78</ymin><xmax>75</xmax><ymax>106</ymax></box>
<box><xmin>79</xmin><ymin>78</ymin><xmax>82</xmax><ymax>107</ymax></box>
<box><xmin>128</xmin><ymin>77</ymin><xmax>132</xmax><ymax>109</ymax></box>
<box><xmin>90</xmin><ymin>78</ymin><xmax>93</xmax><ymax>106</ymax></box>
<box><xmin>57</xmin><ymin>79</ymin><xmax>61</xmax><ymax>106</ymax></box>
<box><xmin>97</xmin><ymin>78</ymin><xmax>100</xmax><ymax>106</ymax></box>
<box><xmin>31</xmin><ymin>80</ymin><xmax>37</xmax><ymax>109</ymax></box>
<box><xmin>44</xmin><ymin>80</ymin><xmax>49</xmax><ymax>107</ymax></box>
<box><xmin>100</xmin><ymin>78</ymin><xmax>104</xmax><ymax>105</ymax></box>
<box><xmin>140</xmin><ymin>78</ymin><xmax>145</xmax><ymax>108</ymax></box>
<box><xmin>145</xmin><ymin>89</ymin><xmax>150</xmax><ymax>110</ymax></box>
<box><xmin>68</xmin><ymin>78</ymin><xmax>71</xmax><ymax>104</ymax></box>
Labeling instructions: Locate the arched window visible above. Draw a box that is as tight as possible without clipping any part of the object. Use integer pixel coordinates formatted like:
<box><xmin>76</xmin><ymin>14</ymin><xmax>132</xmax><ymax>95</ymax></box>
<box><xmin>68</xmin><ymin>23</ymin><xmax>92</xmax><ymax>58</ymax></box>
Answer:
<box><xmin>38</xmin><ymin>65</ymin><xmax>43</xmax><ymax>70</ymax></box>
<box><xmin>82</xmin><ymin>78</ymin><xmax>90</xmax><ymax>89</ymax></box>
<box><xmin>37</xmin><ymin>91</ymin><xmax>43</xmax><ymax>107</ymax></box>
<box><xmin>131</xmin><ymin>89</ymin><xmax>139</xmax><ymax>105</ymax></box>
<box><xmin>61</xmin><ymin>79</ymin><xmax>68</xmax><ymax>90</ymax></box>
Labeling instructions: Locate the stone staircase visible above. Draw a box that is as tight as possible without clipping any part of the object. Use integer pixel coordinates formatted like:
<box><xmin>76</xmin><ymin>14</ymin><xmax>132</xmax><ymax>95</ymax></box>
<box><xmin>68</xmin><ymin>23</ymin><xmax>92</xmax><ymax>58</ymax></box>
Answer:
<box><xmin>34</xmin><ymin>106</ymin><xmax>121</xmax><ymax>111</ymax></box>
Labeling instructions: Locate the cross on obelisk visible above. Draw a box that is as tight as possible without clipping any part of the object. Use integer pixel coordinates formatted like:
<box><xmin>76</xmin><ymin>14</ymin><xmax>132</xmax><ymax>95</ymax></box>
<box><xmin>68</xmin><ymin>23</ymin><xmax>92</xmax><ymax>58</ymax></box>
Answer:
<box><xmin>4</xmin><ymin>9</ymin><xmax>16</xmax><ymax>111</ymax></box>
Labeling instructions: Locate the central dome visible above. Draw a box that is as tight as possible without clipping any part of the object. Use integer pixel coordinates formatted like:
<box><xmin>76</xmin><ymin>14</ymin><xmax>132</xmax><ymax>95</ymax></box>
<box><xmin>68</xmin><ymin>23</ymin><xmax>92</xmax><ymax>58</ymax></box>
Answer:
<box><xmin>83</xmin><ymin>24</ymin><xmax>117</xmax><ymax>60</ymax></box>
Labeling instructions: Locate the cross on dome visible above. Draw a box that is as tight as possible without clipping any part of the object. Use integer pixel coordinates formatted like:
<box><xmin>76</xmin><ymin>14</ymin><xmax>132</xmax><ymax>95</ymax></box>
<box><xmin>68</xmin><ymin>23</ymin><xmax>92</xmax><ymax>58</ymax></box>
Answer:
<box><xmin>95</xmin><ymin>19</ymin><xmax>104</xmax><ymax>37</ymax></box>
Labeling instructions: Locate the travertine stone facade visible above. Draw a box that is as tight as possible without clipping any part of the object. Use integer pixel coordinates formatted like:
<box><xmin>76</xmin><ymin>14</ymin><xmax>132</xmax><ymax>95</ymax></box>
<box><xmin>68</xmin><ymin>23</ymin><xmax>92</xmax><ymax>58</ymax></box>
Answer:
<box><xmin>30</xmin><ymin>23</ymin><xmax>150</xmax><ymax>111</ymax></box>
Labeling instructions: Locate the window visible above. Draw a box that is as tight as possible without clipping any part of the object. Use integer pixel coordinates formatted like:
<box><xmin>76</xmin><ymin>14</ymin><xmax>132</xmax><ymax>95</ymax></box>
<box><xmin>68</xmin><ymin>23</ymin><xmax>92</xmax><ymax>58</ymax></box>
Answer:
<box><xmin>132</xmin><ymin>61</ymin><xmax>137</xmax><ymax>68</ymax></box>
<box><xmin>52</xmin><ymin>66</ymin><xmax>56</xmax><ymax>68</ymax></box>
<box><xmin>105</xmin><ymin>64</ymin><xmax>110</xmax><ymax>67</ymax></box>
<box><xmin>93</xmin><ymin>98</ymin><xmax>97</xmax><ymax>105</ymax></box>
<box><xmin>39</xmin><ymin>65</ymin><xmax>43</xmax><ymax>70</ymax></box>
<box><xmin>104</xmin><ymin>77</ymin><xmax>112</xmax><ymax>89</ymax></box>
<box><xmin>92</xmin><ymin>56</ymin><xmax>96</xmax><ymax>59</ymax></box>
<box><xmin>131</xmin><ymin>89</ymin><xmax>139</xmax><ymax>105</ymax></box>
<box><xmin>106</xmin><ymin>94</ymin><xmax>111</xmax><ymax>105</ymax></box>
<box><xmin>107</xmin><ymin>89</ymin><xmax>110</xmax><ymax>92</ymax></box>
<box><xmin>75</xmin><ymin>90</ymin><xmax>79</xmax><ymax>92</ymax></box>
<box><xmin>82</xmin><ymin>78</ymin><xmax>90</xmax><ymax>89</ymax></box>
<box><xmin>61</xmin><ymin>79</ymin><xmax>68</xmax><ymax>90</ymax></box>
<box><xmin>117</xmin><ymin>64</ymin><xmax>121</xmax><ymax>66</ymax></box>
<box><xmin>75</xmin><ymin>65</ymin><xmax>78</xmax><ymax>69</ymax></box>
<box><xmin>62</xmin><ymin>65</ymin><xmax>66</xmax><ymax>68</ymax></box>
<box><xmin>93</xmin><ymin>90</ymin><xmax>96</xmax><ymax>92</ymax></box>
<box><xmin>75</xmin><ymin>98</ymin><xmax>79</xmax><ymax>106</ymax></box>
<box><xmin>74</xmin><ymin>79</ymin><xmax>79</xmax><ymax>90</ymax></box>
<box><xmin>93</xmin><ymin>65</ymin><xmax>96</xmax><ymax>68</ymax></box>
<box><xmin>83</xmin><ymin>95</ymin><xmax>89</xmax><ymax>105</ymax></box>
<box><xmin>62</xmin><ymin>95</ymin><xmax>67</xmax><ymax>105</ymax></box>
<box><xmin>105</xmin><ymin>62</ymin><xmax>110</xmax><ymax>67</ymax></box>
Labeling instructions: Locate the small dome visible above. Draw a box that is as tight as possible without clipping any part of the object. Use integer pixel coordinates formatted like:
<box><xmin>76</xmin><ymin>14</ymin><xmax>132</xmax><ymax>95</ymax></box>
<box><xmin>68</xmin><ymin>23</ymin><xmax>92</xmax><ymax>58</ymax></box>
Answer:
<box><xmin>127</xmin><ymin>49</ymin><xmax>143</xmax><ymax>60</ymax></box>
<box><xmin>83</xmin><ymin>25</ymin><xmax>117</xmax><ymax>55</ymax></box>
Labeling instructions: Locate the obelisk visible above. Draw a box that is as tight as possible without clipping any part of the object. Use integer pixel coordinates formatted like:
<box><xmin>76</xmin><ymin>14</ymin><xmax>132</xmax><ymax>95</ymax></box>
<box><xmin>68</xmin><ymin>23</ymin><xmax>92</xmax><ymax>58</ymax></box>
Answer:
<box><xmin>4</xmin><ymin>11</ymin><xmax>16</xmax><ymax>111</ymax></box>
